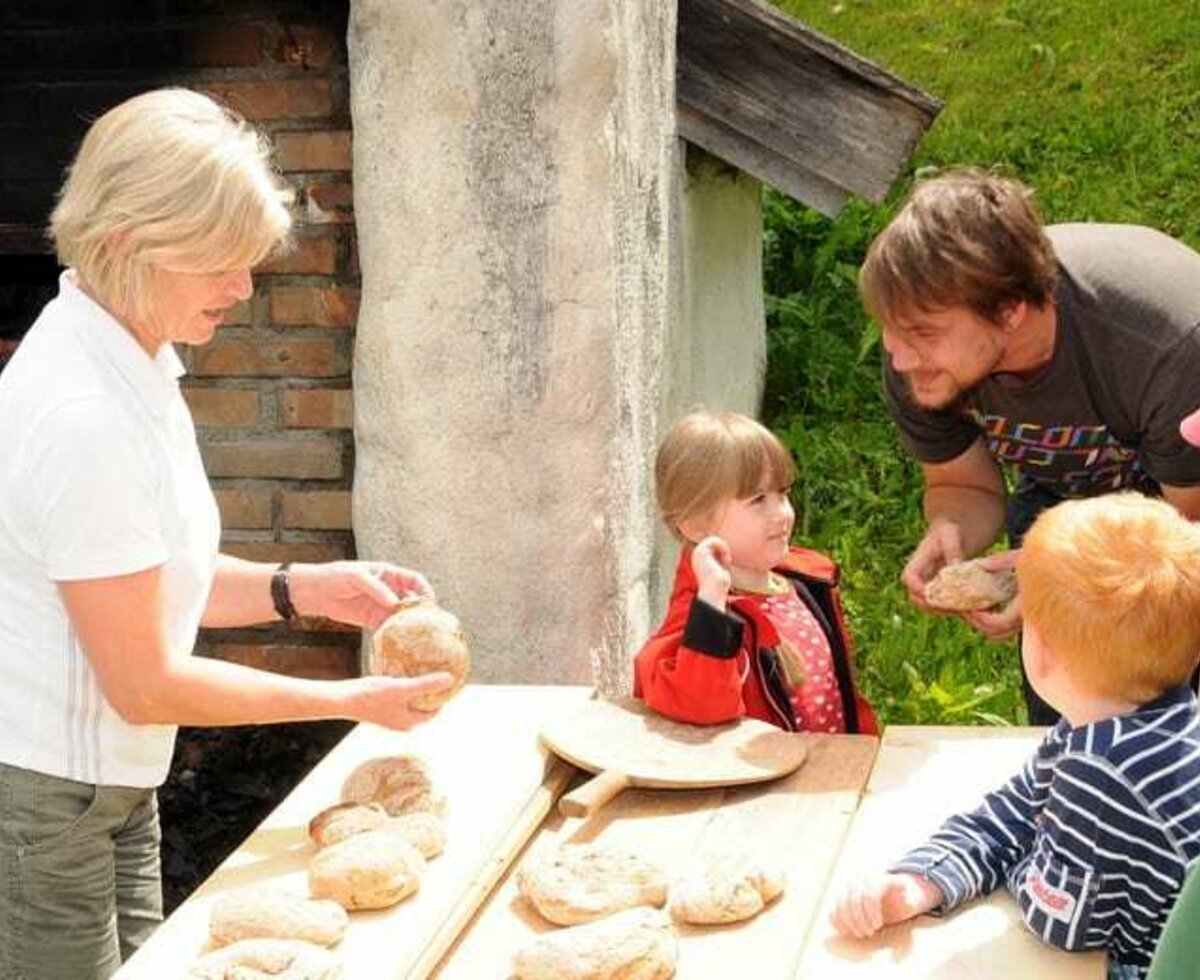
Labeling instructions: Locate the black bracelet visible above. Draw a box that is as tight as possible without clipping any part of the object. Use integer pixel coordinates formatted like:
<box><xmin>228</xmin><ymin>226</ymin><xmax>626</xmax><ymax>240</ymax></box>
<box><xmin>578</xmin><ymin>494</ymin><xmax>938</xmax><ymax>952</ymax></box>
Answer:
<box><xmin>270</xmin><ymin>562</ymin><xmax>299</xmax><ymax>621</ymax></box>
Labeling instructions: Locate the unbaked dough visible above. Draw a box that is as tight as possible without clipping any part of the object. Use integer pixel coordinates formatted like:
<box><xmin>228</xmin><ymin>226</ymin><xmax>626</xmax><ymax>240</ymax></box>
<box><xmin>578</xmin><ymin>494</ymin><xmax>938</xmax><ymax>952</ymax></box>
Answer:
<box><xmin>516</xmin><ymin>842</ymin><xmax>668</xmax><ymax>926</ymax></box>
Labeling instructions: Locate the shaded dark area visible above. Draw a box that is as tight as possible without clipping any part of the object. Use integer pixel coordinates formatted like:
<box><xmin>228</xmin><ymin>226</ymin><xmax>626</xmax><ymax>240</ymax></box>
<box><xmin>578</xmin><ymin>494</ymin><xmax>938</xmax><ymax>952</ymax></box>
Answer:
<box><xmin>158</xmin><ymin>720</ymin><xmax>351</xmax><ymax>913</ymax></box>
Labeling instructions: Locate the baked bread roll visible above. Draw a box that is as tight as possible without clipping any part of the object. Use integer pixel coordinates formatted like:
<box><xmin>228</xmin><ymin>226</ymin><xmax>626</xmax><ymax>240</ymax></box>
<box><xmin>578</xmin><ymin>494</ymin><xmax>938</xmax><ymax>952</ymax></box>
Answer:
<box><xmin>309</xmin><ymin>801</ymin><xmax>445</xmax><ymax>859</ymax></box>
<box><xmin>209</xmin><ymin>888</ymin><xmax>347</xmax><ymax>948</ymax></box>
<box><xmin>669</xmin><ymin>852</ymin><xmax>785</xmax><ymax>924</ymax></box>
<box><xmin>309</xmin><ymin>830</ymin><xmax>425</xmax><ymax>910</ymax></box>
<box><xmin>187</xmin><ymin>938</ymin><xmax>341</xmax><ymax>979</ymax></box>
<box><xmin>516</xmin><ymin>842</ymin><xmax>668</xmax><ymax>926</ymax></box>
<box><xmin>925</xmin><ymin>558</ymin><xmax>1016</xmax><ymax>611</ymax></box>
<box><xmin>370</xmin><ymin>599</ymin><xmax>470</xmax><ymax>710</ymax></box>
<box><xmin>512</xmin><ymin>907</ymin><xmax>677</xmax><ymax>980</ymax></box>
<box><xmin>340</xmin><ymin>754</ymin><xmax>447</xmax><ymax>818</ymax></box>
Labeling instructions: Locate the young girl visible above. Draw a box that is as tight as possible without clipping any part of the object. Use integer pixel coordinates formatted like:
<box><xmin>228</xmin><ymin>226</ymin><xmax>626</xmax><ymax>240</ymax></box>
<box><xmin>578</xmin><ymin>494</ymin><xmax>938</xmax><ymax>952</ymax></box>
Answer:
<box><xmin>633</xmin><ymin>410</ymin><xmax>878</xmax><ymax>734</ymax></box>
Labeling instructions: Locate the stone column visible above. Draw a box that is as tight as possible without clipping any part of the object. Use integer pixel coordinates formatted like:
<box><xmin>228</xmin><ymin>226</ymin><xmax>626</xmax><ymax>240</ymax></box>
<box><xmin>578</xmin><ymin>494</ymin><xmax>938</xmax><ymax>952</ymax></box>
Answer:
<box><xmin>348</xmin><ymin>0</ymin><xmax>676</xmax><ymax>691</ymax></box>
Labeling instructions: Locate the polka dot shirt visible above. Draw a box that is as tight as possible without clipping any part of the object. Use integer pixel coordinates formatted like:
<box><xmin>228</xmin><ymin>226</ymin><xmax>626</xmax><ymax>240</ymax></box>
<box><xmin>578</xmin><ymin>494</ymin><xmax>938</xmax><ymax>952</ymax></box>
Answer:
<box><xmin>755</xmin><ymin>588</ymin><xmax>847</xmax><ymax>734</ymax></box>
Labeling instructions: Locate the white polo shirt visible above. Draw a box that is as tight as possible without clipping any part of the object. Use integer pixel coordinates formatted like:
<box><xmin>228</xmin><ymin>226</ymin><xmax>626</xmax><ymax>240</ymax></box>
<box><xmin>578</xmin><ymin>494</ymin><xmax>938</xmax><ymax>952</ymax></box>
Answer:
<box><xmin>0</xmin><ymin>272</ymin><xmax>220</xmax><ymax>787</ymax></box>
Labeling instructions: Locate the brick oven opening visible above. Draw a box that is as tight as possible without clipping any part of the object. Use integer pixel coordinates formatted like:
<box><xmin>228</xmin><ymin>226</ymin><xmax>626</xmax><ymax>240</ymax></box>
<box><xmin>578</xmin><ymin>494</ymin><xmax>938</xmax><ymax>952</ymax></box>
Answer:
<box><xmin>0</xmin><ymin>253</ymin><xmax>59</xmax><ymax>373</ymax></box>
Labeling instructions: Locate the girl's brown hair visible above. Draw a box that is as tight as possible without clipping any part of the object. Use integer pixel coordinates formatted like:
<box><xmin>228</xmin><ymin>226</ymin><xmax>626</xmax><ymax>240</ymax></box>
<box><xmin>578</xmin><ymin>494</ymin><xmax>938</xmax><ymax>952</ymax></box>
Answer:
<box><xmin>655</xmin><ymin>410</ymin><xmax>795</xmax><ymax>541</ymax></box>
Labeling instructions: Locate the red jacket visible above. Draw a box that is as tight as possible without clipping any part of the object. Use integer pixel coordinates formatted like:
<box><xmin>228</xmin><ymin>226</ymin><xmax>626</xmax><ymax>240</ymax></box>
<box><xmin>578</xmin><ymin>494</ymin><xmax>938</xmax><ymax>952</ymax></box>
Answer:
<box><xmin>632</xmin><ymin>546</ymin><xmax>878</xmax><ymax>734</ymax></box>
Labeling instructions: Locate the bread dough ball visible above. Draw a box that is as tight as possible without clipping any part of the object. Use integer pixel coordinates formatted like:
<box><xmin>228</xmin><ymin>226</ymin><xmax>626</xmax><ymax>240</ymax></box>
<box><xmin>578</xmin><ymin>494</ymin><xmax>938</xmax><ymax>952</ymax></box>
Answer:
<box><xmin>209</xmin><ymin>888</ymin><xmax>347</xmax><ymax>948</ymax></box>
<box><xmin>309</xmin><ymin>801</ymin><xmax>445</xmax><ymax>859</ymax></box>
<box><xmin>187</xmin><ymin>938</ymin><xmax>341</xmax><ymax>979</ymax></box>
<box><xmin>516</xmin><ymin>842</ymin><xmax>668</xmax><ymax>926</ymax></box>
<box><xmin>308</xmin><ymin>802</ymin><xmax>390</xmax><ymax>848</ymax></box>
<box><xmin>340</xmin><ymin>754</ymin><xmax>447</xmax><ymax>817</ymax></box>
<box><xmin>925</xmin><ymin>559</ymin><xmax>1016</xmax><ymax>611</ymax></box>
<box><xmin>669</xmin><ymin>852</ymin><xmax>785</xmax><ymax>924</ymax></box>
<box><xmin>382</xmin><ymin>811</ymin><xmax>446</xmax><ymax>860</ymax></box>
<box><xmin>370</xmin><ymin>599</ymin><xmax>470</xmax><ymax>711</ymax></box>
<box><xmin>309</xmin><ymin>830</ymin><xmax>425</xmax><ymax>910</ymax></box>
<box><xmin>512</xmin><ymin>907</ymin><xmax>677</xmax><ymax>980</ymax></box>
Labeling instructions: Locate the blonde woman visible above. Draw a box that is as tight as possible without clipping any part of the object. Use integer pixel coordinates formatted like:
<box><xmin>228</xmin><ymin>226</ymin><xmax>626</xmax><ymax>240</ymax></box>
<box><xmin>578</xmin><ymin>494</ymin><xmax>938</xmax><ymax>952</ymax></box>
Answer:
<box><xmin>0</xmin><ymin>89</ymin><xmax>451</xmax><ymax>980</ymax></box>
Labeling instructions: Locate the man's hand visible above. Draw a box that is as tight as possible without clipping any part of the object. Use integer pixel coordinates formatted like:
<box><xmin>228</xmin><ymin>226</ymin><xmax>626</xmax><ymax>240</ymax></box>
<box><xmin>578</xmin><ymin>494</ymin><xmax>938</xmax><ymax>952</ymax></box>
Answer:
<box><xmin>961</xmin><ymin>550</ymin><xmax>1022</xmax><ymax>639</ymax></box>
<box><xmin>691</xmin><ymin>535</ymin><xmax>733</xmax><ymax>610</ymax></box>
<box><xmin>291</xmin><ymin>561</ymin><xmax>436</xmax><ymax>632</ymax></box>
<box><xmin>830</xmin><ymin>872</ymin><xmax>944</xmax><ymax>939</ymax></box>
<box><xmin>901</xmin><ymin>520</ymin><xmax>966</xmax><ymax>612</ymax></box>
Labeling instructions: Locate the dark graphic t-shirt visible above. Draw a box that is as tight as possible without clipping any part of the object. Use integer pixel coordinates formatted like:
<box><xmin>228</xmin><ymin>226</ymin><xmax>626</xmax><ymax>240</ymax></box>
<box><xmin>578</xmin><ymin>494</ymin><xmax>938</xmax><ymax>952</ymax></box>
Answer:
<box><xmin>884</xmin><ymin>224</ymin><xmax>1200</xmax><ymax>497</ymax></box>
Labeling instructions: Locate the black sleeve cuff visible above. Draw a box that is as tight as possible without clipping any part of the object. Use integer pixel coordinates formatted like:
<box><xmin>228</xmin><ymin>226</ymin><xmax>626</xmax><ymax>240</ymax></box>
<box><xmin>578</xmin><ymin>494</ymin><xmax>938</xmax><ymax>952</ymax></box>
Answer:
<box><xmin>682</xmin><ymin>597</ymin><xmax>743</xmax><ymax>658</ymax></box>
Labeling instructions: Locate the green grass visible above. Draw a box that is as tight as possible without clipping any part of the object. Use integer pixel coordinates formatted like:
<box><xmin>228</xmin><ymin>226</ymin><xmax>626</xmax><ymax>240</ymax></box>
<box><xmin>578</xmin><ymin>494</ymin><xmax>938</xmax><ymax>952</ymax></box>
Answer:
<box><xmin>763</xmin><ymin>0</ymin><xmax>1200</xmax><ymax>725</ymax></box>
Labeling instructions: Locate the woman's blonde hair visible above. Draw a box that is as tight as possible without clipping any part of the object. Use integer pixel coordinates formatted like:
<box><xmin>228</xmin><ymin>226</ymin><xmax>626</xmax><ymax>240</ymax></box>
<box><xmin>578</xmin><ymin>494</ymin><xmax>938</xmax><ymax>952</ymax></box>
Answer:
<box><xmin>51</xmin><ymin>87</ymin><xmax>293</xmax><ymax>320</ymax></box>
<box><xmin>1018</xmin><ymin>494</ymin><xmax>1200</xmax><ymax>702</ymax></box>
<box><xmin>656</xmin><ymin>410</ymin><xmax>796</xmax><ymax>541</ymax></box>
<box><xmin>860</xmin><ymin>168</ymin><xmax>1058</xmax><ymax>327</ymax></box>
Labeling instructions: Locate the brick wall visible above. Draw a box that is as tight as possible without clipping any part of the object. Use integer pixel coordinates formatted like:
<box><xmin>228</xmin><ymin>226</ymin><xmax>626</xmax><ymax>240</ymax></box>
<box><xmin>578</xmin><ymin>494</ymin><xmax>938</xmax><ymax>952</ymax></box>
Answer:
<box><xmin>1</xmin><ymin>0</ymin><xmax>361</xmax><ymax>679</ymax></box>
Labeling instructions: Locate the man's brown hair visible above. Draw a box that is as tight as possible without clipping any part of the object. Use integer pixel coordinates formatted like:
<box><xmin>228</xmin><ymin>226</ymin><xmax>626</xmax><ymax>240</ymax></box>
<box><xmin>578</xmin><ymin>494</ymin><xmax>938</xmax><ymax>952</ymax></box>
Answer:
<box><xmin>860</xmin><ymin>169</ymin><xmax>1059</xmax><ymax>326</ymax></box>
<box><xmin>1017</xmin><ymin>494</ymin><xmax>1200</xmax><ymax>703</ymax></box>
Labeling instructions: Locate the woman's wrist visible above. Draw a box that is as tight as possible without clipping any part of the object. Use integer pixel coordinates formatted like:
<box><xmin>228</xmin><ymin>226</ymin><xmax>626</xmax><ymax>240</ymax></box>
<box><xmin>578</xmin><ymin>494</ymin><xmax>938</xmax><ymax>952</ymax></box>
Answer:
<box><xmin>280</xmin><ymin>562</ymin><xmax>321</xmax><ymax>619</ymax></box>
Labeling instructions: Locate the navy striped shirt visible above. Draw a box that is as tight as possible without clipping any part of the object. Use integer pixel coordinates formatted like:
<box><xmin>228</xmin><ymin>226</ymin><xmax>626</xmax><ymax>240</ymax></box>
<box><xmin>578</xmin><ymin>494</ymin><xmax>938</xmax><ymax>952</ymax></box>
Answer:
<box><xmin>893</xmin><ymin>686</ymin><xmax>1200</xmax><ymax>976</ymax></box>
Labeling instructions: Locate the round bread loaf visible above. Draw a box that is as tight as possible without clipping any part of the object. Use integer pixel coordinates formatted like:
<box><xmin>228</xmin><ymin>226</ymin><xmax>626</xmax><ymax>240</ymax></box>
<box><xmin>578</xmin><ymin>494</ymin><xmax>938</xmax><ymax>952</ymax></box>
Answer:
<box><xmin>187</xmin><ymin>938</ymin><xmax>341</xmax><ymax>979</ymax></box>
<box><xmin>209</xmin><ymin>888</ymin><xmax>348</xmax><ymax>948</ymax></box>
<box><xmin>309</xmin><ymin>830</ymin><xmax>425</xmax><ymax>910</ymax></box>
<box><xmin>340</xmin><ymin>754</ymin><xmax>447</xmax><ymax>817</ymax></box>
<box><xmin>512</xmin><ymin>907</ymin><xmax>677</xmax><ymax>980</ymax></box>
<box><xmin>308</xmin><ymin>802</ymin><xmax>391</xmax><ymax>848</ymax></box>
<box><xmin>516</xmin><ymin>842</ymin><xmax>668</xmax><ymax>926</ymax></box>
<box><xmin>309</xmin><ymin>801</ymin><xmax>445</xmax><ymax>859</ymax></box>
<box><xmin>669</xmin><ymin>852</ymin><xmax>785</xmax><ymax>924</ymax></box>
<box><xmin>370</xmin><ymin>599</ymin><xmax>470</xmax><ymax>711</ymax></box>
<box><xmin>925</xmin><ymin>558</ymin><xmax>1017</xmax><ymax>611</ymax></box>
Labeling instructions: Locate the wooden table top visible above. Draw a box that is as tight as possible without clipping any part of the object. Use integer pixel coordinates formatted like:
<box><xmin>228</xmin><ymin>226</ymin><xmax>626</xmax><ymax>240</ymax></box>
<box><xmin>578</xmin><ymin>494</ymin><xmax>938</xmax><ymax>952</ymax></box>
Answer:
<box><xmin>119</xmin><ymin>691</ymin><xmax>1108</xmax><ymax>979</ymax></box>
<box><xmin>796</xmin><ymin>725</ymin><xmax>1105</xmax><ymax>979</ymax></box>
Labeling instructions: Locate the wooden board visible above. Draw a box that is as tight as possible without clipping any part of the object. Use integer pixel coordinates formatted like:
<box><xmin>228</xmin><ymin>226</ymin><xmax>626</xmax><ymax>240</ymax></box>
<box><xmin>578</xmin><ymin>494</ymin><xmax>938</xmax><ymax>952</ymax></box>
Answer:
<box><xmin>433</xmin><ymin>733</ymin><xmax>879</xmax><ymax>980</ymax></box>
<box><xmin>542</xmin><ymin>696</ymin><xmax>808</xmax><ymax>816</ymax></box>
<box><xmin>677</xmin><ymin>0</ymin><xmax>940</xmax><ymax>214</ymax></box>
<box><xmin>115</xmin><ymin>684</ymin><xmax>588</xmax><ymax>980</ymax></box>
<box><xmin>796</xmin><ymin>726</ymin><xmax>1106</xmax><ymax>979</ymax></box>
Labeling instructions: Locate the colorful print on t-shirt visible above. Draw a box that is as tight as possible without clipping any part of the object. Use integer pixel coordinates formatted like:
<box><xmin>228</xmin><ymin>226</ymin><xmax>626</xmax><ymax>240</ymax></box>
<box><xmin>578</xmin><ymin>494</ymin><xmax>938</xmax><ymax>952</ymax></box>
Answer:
<box><xmin>967</xmin><ymin>408</ymin><xmax>1142</xmax><ymax>495</ymax></box>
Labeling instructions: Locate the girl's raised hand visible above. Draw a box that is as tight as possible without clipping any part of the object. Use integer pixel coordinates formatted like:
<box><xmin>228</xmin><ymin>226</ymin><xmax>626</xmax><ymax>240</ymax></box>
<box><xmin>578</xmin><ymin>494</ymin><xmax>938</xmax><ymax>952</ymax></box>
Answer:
<box><xmin>691</xmin><ymin>535</ymin><xmax>733</xmax><ymax>610</ymax></box>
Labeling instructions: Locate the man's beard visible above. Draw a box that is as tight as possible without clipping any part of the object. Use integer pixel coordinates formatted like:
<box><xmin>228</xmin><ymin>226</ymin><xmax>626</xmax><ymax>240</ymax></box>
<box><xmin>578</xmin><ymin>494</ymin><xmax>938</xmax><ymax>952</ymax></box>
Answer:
<box><xmin>903</xmin><ymin>372</ymin><xmax>971</xmax><ymax>413</ymax></box>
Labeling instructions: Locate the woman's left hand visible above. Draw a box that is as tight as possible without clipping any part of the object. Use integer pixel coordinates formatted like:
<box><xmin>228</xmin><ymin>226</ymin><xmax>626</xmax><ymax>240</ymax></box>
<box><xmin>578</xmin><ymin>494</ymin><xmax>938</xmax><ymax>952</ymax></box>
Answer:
<box><xmin>290</xmin><ymin>561</ymin><xmax>436</xmax><ymax>631</ymax></box>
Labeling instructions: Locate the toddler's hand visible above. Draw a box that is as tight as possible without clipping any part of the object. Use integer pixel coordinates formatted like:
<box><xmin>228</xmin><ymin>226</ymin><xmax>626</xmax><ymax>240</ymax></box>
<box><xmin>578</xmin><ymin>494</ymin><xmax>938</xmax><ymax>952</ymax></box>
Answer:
<box><xmin>691</xmin><ymin>535</ymin><xmax>732</xmax><ymax>610</ymax></box>
<box><xmin>829</xmin><ymin>872</ymin><xmax>943</xmax><ymax>939</ymax></box>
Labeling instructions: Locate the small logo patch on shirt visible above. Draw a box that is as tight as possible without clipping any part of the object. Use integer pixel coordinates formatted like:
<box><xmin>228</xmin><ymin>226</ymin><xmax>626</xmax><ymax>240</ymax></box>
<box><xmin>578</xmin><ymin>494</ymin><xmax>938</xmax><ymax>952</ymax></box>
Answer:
<box><xmin>1027</xmin><ymin>870</ymin><xmax>1078</xmax><ymax>924</ymax></box>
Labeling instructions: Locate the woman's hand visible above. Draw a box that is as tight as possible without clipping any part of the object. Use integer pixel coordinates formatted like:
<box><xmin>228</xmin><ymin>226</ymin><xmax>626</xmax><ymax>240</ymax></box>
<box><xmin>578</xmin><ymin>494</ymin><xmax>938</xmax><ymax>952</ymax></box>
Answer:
<box><xmin>691</xmin><ymin>535</ymin><xmax>732</xmax><ymax>610</ymax></box>
<box><xmin>347</xmin><ymin>673</ymin><xmax>457</xmax><ymax>729</ymax></box>
<box><xmin>291</xmin><ymin>561</ymin><xmax>436</xmax><ymax>632</ymax></box>
<box><xmin>830</xmin><ymin>872</ymin><xmax>944</xmax><ymax>939</ymax></box>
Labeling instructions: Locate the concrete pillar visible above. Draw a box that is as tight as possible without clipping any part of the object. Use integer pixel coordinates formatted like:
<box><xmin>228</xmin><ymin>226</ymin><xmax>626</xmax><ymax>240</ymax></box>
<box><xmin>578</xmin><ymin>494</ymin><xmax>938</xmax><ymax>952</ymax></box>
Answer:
<box><xmin>348</xmin><ymin>0</ymin><xmax>676</xmax><ymax>692</ymax></box>
<box><xmin>654</xmin><ymin>146</ymin><xmax>768</xmax><ymax>618</ymax></box>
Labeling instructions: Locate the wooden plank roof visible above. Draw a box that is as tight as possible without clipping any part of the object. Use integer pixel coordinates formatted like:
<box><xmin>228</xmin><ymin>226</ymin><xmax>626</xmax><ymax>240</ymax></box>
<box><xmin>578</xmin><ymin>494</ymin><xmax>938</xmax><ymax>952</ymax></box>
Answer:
<box><xmin>678</xmin><ymin>0</ymin><xmax>941</xmax><ymax>215</ymax></box>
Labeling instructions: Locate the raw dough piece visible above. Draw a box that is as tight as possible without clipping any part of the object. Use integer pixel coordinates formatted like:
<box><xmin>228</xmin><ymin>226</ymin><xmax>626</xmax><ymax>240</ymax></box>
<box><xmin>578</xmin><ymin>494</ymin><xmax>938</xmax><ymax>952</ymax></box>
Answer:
<box><xmin>209</xmin><ymin>888</ymin><xmax>347</xmax><ymax>947</ymax></box>
<box><xmin>309</xmin><ymin>801</ymin><xmax>445</xmax><ymax>859</ymax></box>
<box><xmin>187</xmin><ymin>938</ymin><xmax>341</xmax><ymax>979</ymax></box>
<box><xmin>340</xmin><ymin>754</ymin><xmax>447</xmax><ymax>817</ymax></box>
<box><xmin>308</xmin><ymin>830</ymin><xmax>425</xmax><ymax>910</ymax></box>
<box><xmin>308</xmin><ymin>802</ymin><xmax>390</xmax><ymax>848</ymax></box>
<box><xmin>925</xmin><ymin>558</ymin><xmax>1016</xmax><ymax>611</ymax></box>
<box><xmin>512</xmin><ymin>907</ymin><xmax>677</xmax><ymax>980</ymax></box>
<box><xmin>516</xmin><ymin>842</ymin><xmax>668</xmax><ymax>926</ymax></box>
<box><xmin>370</xmin><ymin>599</ymin><xmax>471</xmax><ymax>710</ymax></box>
<box><xmin>669</xmin><ymin>852</ymin><xmax>785</xmax><ymax>924</ymax></box>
